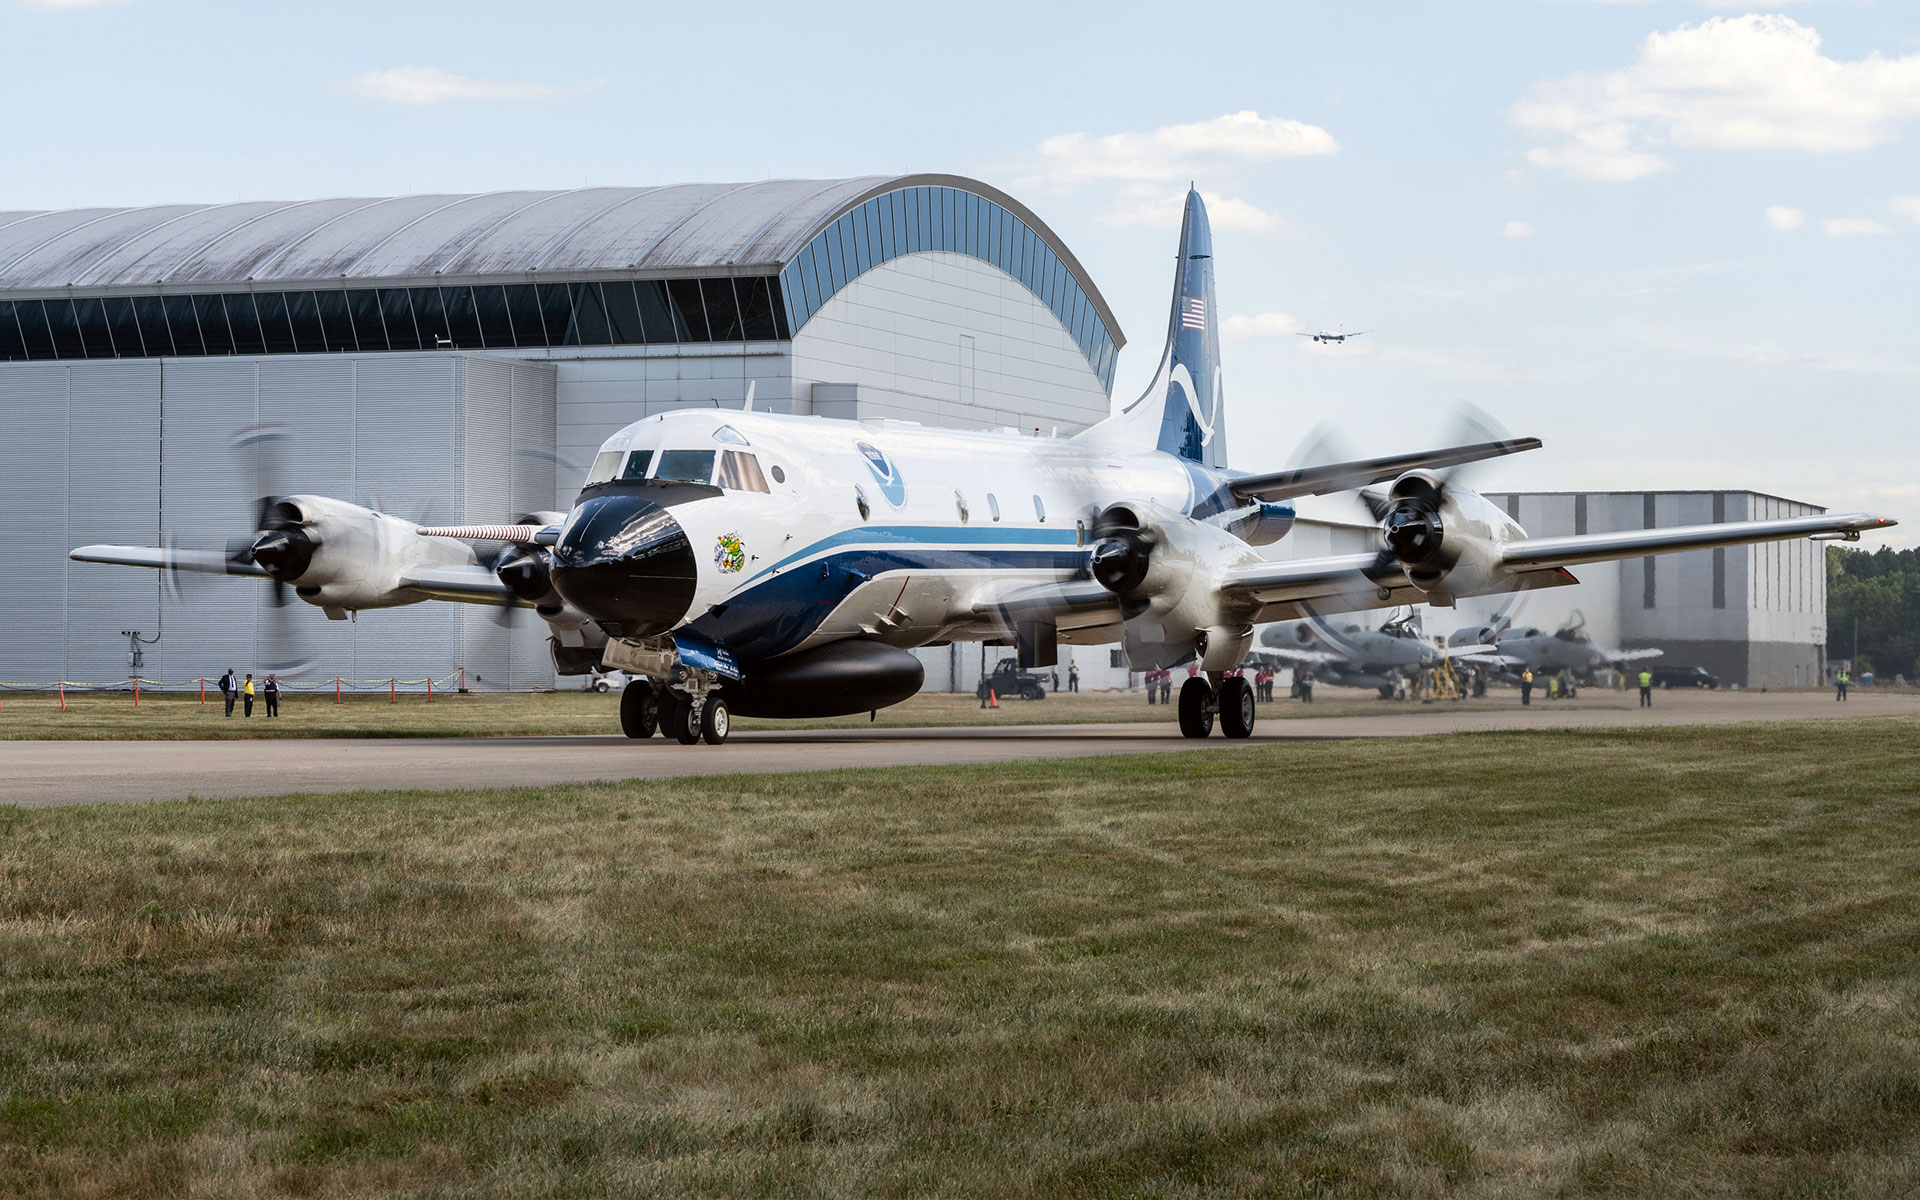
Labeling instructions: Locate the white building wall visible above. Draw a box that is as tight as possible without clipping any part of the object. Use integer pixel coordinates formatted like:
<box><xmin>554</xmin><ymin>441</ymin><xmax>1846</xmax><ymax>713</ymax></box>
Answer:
<box><xmin>2</xmin><ymin>353</ymin><xmax>558</xmax><ymax>691</ymax></box>
<box><xmin>790</xmin><ymin>252</ymin><xmax>1111</xmax><ymax>436</ymax></box>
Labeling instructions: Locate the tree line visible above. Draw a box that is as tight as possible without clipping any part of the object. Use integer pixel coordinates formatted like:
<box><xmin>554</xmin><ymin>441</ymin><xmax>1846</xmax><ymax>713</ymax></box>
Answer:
<box><xmin>1828</xmin><ymin>545</ymin><xmax>1920</xmax><ymax>679</ymax></box>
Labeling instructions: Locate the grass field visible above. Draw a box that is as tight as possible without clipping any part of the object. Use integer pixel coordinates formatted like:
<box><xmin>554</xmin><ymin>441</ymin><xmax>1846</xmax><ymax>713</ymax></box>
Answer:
<box><xmin>0</xmin><ymin>686</ymin><xmax>1507</xmax><ymax>740</ymax></box>
<box><xmin>3</xmin><ymin>719</ymin><xmax>1918</xmax><ymax>1197</ymax></box>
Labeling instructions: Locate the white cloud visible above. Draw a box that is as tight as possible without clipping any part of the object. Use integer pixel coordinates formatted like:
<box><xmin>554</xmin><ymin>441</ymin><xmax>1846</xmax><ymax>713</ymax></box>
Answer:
<box><xmin>1823</xmin><ymin>217</ymin><xmax>1888</xmax><ymax>237</ymax></box>
<box><xmin>1764</xmin><ymin>205</ymin><xmax>1805</xmax><ymax>231</ymax></box>
<box><xmin>1892</xmin><ymin>196</ymin><xmax>1920</xmax><ymax>224</ymax></box>
<box><xmin>1032</xmin><ymin>111</ymin><xmax>1337</xmax><ymax>188</ymax></box>
<box><xmin>1503</xmin><ymin>220</ymin><xmax>1535</xmax><ymax>237</ymax></box>
<box><xmin>1512</xmin><ymin>16</ymin><xmax>1920</xmax><ymax>181</ymax></box>
<box><xmin>1096</xmin><ymin>184</ymin><xmax>1291</xmax><ymax>234</ymax></box>
<box><xmin>1222</xmin><ymin>312</ymin><xmax>1305</xmax><ymax>339</ymax></box>
<box><xmin>343</xmin><ymin>66</ymin><xmax>604</xmax><ymax>105</ymax></box>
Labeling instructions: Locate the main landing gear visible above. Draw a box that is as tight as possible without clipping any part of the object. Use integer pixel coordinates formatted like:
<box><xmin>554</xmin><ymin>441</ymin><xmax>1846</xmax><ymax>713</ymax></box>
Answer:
<box><xmin>1177</xmin><ymin>675</ymin><xmax>1256</xmax><ymax>740</ymax></box>
<box><xmin>620</xmin><ymin>680</ymin><xmax>731</xmax><ymax>745</ymax></box>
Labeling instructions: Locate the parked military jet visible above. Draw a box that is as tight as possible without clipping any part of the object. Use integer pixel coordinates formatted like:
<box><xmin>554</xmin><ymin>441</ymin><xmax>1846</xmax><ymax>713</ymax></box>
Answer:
<box><xmin>1259</xmin><ymin>609</ymin><xmax>1492</xmax><ymax>696</ymax></box>
<box><xmin>73</xmin><ymin>190</ymin><xmax>1895</xmax><ymax>744</ymax></box>
<box><xmin>1452</xmin><ymin>610</ymin><xmax>1662</xmax><ymax>680</ymax></box>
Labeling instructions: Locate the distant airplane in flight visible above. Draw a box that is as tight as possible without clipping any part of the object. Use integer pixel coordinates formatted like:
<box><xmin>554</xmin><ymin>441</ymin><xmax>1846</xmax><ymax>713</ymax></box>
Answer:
<box><xmin>1300</xmin><ymin>326</ymin><xmax>1369</xmax><ymax>345</ymax></box>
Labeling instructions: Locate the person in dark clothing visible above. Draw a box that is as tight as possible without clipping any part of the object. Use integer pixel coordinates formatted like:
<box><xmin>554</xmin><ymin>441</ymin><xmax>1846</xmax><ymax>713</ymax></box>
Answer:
<box><xmin>1298</xmin><ymin>670</ymin><xmax>1314</xmax><ymax>704</ymax></box>
<box><xmin>1159</xmin><ymin>673</ymin><xmax>1172</xmax><ymax>705</ymax></box>
<box><xmin>264</xmin><ymin>674</ymin><xmax>280</xmax><ymax>717</ymax></box>
<box><xmin>218</xmin><ymin>668</ymin><xmax>236</xmax><ymax>717</ymax></box>
<box><xmin>1068</xmin><ymin>663</ymin><xmax>1080</xmax><ymax>692</ymax></box>
<box><xmin>977</xmin><ymin>676</ymin><xmax>991</xmax><ymax>708</ymax></box>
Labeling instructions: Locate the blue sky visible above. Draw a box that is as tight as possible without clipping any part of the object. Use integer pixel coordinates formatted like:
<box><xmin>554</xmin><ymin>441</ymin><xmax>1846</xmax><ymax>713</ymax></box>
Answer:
<box><xmin>7</xmin><ymin>0</ymin><xmax>1915</xmax><ymax>544</ymax></box>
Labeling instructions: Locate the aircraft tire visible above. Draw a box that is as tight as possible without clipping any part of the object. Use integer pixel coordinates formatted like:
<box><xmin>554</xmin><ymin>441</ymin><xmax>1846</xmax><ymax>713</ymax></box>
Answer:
<box><xmin>1177</xmin><ymin>677</ymin><xmax>1215</xmax><ymax>739</ymax></box>
<box><xmin>701</xmin><ymin>696</ymin><xmax>730</xmax><ymax>745</ymax></box>
<box><xmin>1219</xmin><ymin>676</ymin><xmax>1255</xmax><ymax>739</ymax></box>
<box><xmin>671</xmin><ymin>695</ymin><xmax>702</xmax><ymax>745</ymax></box>
<box><xmin>620</xmin><ymin>682</ymin><xmax>659</xmax><ymax>739</ymax></box>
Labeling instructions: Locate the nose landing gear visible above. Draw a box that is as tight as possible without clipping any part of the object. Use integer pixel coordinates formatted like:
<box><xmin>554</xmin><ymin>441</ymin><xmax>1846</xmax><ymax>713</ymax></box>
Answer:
<box><xmin>1178</xmin><ymin>675</ymin><xmax>1257</xmax><ymax>740</ymax></box>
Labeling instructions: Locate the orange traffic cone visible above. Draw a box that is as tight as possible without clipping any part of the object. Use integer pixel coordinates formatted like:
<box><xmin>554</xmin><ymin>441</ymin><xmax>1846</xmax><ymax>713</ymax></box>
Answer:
<box><xmin>988</xmin><ymin>689</ymin><xmax>999</xmax><ymax>708</ymax></box>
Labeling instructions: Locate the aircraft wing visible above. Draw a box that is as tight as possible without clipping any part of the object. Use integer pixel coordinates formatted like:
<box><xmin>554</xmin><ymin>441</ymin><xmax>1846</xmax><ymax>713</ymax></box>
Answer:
<box><xmin>70</xmin><ymin>544</ymin><xmax>268</xmax><ymax>577</ymax></box>
<box><xmin>1500</xmin><ymin>513</ymin><xmax>1895</xmax><ymax>571</ymax></box>
<box><xmin>397</xmin><ymin>564</ymin><xmax>522</xmax><ymax>606</ymax></box>
<box><xmin>1229</xmin><ymin>437</ymin><xmax>1542</xmax><ymax>503</ymax></box>
<box><xmin>1607</xmin><ymin>648</ymin><xmax>1664</xmax><ymax>663</ymax></box>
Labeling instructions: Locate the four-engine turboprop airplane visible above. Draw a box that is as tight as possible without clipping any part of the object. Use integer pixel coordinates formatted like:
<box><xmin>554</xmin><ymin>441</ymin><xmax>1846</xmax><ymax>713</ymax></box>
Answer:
<box><xmin>1258</xmin><ymin>609</ymin><xmax>1494</xmax><ymax>697</ymax></box>
<box><xmin>72</xmin><ymin>190</ymin><xmax>1896</xmax><ymax>744</ymax></box>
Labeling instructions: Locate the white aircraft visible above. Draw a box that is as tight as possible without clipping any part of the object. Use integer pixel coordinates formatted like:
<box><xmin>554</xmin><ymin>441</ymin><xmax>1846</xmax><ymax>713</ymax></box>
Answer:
<box><xmin>1299</xmin><ymin>326</ymin><xmax>1369</xmax><ymax>345</ymax></box>
<box><xmin>72</xmin><ymin>190</ymin><xmax>1895</xmax><ymax>745</ymax></box>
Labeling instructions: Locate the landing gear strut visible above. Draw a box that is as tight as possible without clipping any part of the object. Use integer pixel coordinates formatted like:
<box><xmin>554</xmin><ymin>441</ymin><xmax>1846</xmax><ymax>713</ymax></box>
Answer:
<box><xmin>1177</xmin><ymin>675</ymin><xmax>1257</xmax><ymax>739</ymax></box>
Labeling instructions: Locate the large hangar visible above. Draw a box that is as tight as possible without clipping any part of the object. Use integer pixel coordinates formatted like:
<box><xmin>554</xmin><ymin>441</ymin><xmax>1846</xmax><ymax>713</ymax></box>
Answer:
<box><xmin>0</xmin><ymin>175</ymin><xmax>1125</xmax><ymax>689</ymax></box>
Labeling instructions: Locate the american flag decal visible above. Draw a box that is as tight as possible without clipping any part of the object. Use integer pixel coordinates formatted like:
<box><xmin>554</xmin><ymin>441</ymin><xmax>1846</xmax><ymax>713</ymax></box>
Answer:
<box><xmin>1181</xmin><ymin>296</ymin><xmax>1206</xmax><ymax>331</ymax></box>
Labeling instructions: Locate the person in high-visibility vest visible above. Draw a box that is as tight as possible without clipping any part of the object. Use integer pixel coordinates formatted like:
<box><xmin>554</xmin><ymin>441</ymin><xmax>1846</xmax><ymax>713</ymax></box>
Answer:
<box><xmin>1836</xmin><ymin>666</ymin><xmax>1850</xmax><ymax>702</ymax></box>
<box><xmin>242</xmin><ymin>672</ymin><xmax>256</xmax><ymax>717</ymax></box>
<box><xmin>1638</xmin><ymin>668</ymin><xmax>1654</xmax><ymax>708</ymax></box>
<box><xmin>1520</xmin><ymin>668</ymin><xmax>1533</xmax><ymax>706</ymax></box>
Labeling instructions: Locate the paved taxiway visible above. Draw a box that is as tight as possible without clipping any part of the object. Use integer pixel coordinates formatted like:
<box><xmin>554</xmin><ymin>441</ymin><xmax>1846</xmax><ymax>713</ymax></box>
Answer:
<box><xmin>4</xmin><ymin>689</ymin><xmax>1911</xmax><ymax>808</ymax></box>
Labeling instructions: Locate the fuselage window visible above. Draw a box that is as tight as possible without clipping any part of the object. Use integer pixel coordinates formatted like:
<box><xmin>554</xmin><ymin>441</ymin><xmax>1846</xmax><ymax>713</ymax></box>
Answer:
<box><xmin>585</xmin><ymin>450</ymin><xmax>624</xmax><ymax>485</ymax></box>
<box><xmin>987</xmin><ymin>493</ymin><xmax>1001</xmax><ymax>522</ymax></box>
<box><xmin>712</xmin><ymin>424</ymin><xmax>750</xmax><ymax>446</ymax></box>
<box><xmin>655</xmin><ymin>449</ymin><xmax>717</xmax><ymax>484</ymax></box>
<box><xmin>619</xmin><ymin>450</ymin><xmax>654</xmax><ymax>480</ymax></box>
<box><xmin>1033</xmin><ymin>495</ymin><xmax>1046</xmax><ymax>522</ymax></box>
<box><xmin>770</xmin><ymin>465</ymin><xmax>786</xmax><ymax>484</ymax></box>
<box><xmin>716</xmin><ymin>450</ymin><xmax>769</xmax><ymax>492</ymax></box>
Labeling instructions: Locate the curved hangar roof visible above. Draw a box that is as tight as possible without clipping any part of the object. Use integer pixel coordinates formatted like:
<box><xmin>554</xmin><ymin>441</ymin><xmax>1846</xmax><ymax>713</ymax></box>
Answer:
<box><xmin>0</xmin><ymin>175</ymin><xmax>1124</xmax><ymax>385</ymax></box>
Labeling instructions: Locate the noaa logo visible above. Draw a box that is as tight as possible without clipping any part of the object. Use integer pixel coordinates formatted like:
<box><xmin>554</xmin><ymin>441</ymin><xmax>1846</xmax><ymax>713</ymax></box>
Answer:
<box><xmin>713</xmin><ymin>532</ymin><xmax>745</xmax><ymax>574</ymax></box>
<box><xmin>855</xmin><ymin>441</ymin><xmax>906</xmax><ymax>507</ymax></box>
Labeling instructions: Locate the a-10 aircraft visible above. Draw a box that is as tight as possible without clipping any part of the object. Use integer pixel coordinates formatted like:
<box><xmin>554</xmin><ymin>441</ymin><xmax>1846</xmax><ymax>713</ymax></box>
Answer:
<box><xmin>1257</xmin><ymin>609</ymin><xmax>1491</xmax><ymax>697</ymax></box>
<box><xmin>1450</xmin><ymin>609</ymin><xmax>1663</xmax><ymax>680</ymax></box>
<box><xmin>73</xmin><ymin>190</ymin><xmax>1895</xmax><ymax>745</ymax></box>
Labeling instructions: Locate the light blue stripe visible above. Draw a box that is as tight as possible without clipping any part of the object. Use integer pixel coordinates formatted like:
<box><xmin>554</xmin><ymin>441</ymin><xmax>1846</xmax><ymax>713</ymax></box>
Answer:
<box><xmin>743</xmin><ymin>523</ymin><xmax>1081</xmax><ymax>585</ymax></box>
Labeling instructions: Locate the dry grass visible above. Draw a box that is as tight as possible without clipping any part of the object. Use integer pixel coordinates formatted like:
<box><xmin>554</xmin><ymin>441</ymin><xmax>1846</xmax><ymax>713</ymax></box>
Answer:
<box><xmin>0</xmin><ymin>686</ymin><xmax>1506</xmax><ymax>741</ymax></box>
<box><xmin>3</xmin><ymin>719</ymin><xmax>1918</xmax><ymax>1196</ymax></box>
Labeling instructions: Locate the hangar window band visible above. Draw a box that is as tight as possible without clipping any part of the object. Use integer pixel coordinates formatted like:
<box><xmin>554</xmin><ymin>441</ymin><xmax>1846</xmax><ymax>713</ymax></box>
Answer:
<box><xmin>0</xmin><ymin>276</ymin><xmax>791</xmax><ymax>362</ymax></box>
<box><xmin>779</xmin><ymin>185</ymin><xmax>1120</xmax><ymax>394</ymax></box>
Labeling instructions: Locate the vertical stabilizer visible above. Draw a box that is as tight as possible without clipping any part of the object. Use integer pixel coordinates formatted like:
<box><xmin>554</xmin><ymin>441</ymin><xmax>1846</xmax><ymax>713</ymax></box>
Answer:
<box><xmin>1076</xmin><ymin>189</ymin><xmax>1227</xmax><ymax>468</ymax></box>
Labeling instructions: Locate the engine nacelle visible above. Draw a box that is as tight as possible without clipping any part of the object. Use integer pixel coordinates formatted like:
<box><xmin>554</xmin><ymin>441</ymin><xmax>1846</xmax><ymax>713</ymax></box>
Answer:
<box><xmin>1376</xmin><ymin>473</ymin><xmax>1518</xmax><ymax>606</ymax></box>
<box><xmin>260</xmin><ymin>495</ymin><xmax>475</xmax><ymax>612</ymax></box>
<box><xmin>1089</xmin><ymin>503</ymin><xmax>1262</xmax><ymax>671</ymax></box>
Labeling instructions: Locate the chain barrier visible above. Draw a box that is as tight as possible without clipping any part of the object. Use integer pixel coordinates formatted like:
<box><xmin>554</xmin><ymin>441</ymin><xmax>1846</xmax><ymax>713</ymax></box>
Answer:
<box><xmin>0</xmin><ymin>671</ymin><xmax>466</xmax><ymax>694</ymax></box>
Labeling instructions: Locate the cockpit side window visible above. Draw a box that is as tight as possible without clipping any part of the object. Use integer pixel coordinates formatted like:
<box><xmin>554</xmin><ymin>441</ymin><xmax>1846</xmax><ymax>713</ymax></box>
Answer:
<box><xmin>715</xmin><ymin>450</ymin><xmax>769</xmax><ymax>493</ymax></box>
<box><xmin>620</xmin><ymin>450</ymin><xmax>654</xmax><ymax>480</ymax></box>
<box><xmin>654</xmin><ymin>449</ymin><xmax>717</xmax><ymax>484</ymax></box>
<box><xmin>585</xmin><ymin>450</ymin><xmax>624</xmax><ymax>485</ymax></box>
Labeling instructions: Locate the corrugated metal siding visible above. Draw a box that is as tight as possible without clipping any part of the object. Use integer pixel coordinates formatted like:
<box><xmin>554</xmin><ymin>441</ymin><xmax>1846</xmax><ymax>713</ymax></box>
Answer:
<box><xmin>64</xmin><ymin>363</ymin><xmax>161</xmax><ymax>683</ymax></box>
<box><xmin>5</xmin><ymin>353</ymin><xmax>561</xmax><ymax>691</ymax></box>
<box><xmin>350</xmin><ymin>356</ymin><xmax>458</xmax><ymax>684</ymax></box>
<box><xmin>0</xmin><ymin>366</ymin><xmax>76</xmax><ymax>682</ymax></box>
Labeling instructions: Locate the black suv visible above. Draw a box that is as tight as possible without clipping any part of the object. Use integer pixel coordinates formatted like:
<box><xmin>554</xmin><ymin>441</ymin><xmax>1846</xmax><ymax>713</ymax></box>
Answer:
<box><xmin>1650</xmin><ymin>665</ymin><xmax>1719</xmax><ymax>690</ymax></box>
<box><xmin>985</xmin><ymin>659</ymin><xmax>1048</xmax><ymax>700</ymax></box>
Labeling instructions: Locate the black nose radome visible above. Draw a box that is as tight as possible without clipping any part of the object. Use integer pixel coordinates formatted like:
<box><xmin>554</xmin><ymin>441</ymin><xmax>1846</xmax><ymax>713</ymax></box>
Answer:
<box><xmin>550</xmin><ymin>494</ymin><xmax>696</xmax><ymax>638</ymax></box>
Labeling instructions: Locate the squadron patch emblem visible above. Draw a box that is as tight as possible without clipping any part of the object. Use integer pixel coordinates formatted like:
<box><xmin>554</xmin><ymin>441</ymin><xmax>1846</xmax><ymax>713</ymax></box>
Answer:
<box><xmin>713</xmin><ymin>532</ymin><xmax>746</xmax><ymax>574</ymax></box>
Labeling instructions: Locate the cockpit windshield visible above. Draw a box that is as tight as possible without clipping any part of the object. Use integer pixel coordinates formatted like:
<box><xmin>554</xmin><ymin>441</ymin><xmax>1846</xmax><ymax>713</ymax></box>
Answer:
<box><xmin>715</xmin><ymin>450</ymin><xmax>769</xmax><ymax>493</ymax></box>
<box><xmin>654</xmin><ymin>449</ymin><xmax>717</xmax><ymax>484</ymax></box>
<box><xmin>585</xmin><ymin>450</ymin><xmax>624</xmax><ymax>486</ymax></box>
<box><xmin>620</xmin><ymin>450</ymin><xmax>654</xmax><ymax>480</ymax></box>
